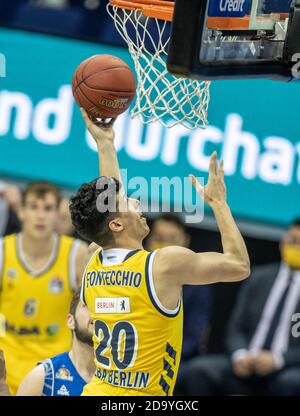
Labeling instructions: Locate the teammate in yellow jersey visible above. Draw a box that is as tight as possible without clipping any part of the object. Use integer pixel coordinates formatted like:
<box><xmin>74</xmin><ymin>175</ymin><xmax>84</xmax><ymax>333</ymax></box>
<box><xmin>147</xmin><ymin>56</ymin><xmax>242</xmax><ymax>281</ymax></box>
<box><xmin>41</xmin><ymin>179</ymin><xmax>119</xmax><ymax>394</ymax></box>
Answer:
<box><xmin>0</xmin><ymin>181</ymin><xmax>89</xmax><ymax>395</ymax></box>
<box><xmin>69</xmin><ymin>109</ymin><xmax>251</xmax><ymax>396</ymax></box>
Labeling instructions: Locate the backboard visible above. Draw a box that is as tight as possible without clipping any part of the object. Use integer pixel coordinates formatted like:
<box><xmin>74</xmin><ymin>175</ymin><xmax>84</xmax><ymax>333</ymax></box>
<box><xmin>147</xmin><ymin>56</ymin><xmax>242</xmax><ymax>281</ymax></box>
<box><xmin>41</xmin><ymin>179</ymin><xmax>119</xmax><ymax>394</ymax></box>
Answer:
<box><xmin>167</xmin><ymin>0</ymin><xmax>300</xmax><ymax>81</ymax></box>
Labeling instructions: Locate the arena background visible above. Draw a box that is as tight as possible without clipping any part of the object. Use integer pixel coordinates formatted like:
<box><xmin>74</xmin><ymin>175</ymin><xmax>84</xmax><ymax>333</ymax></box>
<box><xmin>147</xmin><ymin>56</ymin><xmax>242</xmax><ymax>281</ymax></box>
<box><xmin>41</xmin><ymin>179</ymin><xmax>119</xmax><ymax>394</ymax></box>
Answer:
<box><xmin>0</xmin><ymin>0</ymin><xmax>299</xmax><ymax>355</ymax></box>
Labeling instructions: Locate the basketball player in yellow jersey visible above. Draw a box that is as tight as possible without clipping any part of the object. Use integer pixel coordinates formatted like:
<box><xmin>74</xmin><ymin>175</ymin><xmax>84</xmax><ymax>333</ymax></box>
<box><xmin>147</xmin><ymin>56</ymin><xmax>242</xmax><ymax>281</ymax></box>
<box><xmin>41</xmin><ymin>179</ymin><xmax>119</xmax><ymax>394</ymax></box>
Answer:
<box><xmin>70</xmin><ymin>109</ymin><xmax>250</xmax><ymax>396</ymax></box>
<box><xmin>0</xmin><ymin>181</ymin><xmax>89</xmax><ymax>395</ymax></box>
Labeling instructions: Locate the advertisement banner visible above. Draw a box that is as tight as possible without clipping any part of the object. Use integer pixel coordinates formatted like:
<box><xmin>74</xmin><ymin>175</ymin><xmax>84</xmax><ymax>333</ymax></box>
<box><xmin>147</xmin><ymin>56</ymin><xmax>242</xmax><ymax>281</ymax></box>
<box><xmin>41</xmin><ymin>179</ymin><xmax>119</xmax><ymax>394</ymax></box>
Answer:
<box><xmin>0</xmin><ymin>28</ymin><xmax>299</xmax><ymax>226</ymax></box>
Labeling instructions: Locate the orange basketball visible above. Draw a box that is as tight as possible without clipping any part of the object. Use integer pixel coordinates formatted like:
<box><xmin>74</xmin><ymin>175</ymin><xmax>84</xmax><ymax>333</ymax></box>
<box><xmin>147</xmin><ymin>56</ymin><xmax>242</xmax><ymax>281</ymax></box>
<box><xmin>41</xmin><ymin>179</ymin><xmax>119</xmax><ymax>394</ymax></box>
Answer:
<box><xmin>72</xmin><ymin>54</ymin><xmax>136</xmax><ymax>119</ymax></box>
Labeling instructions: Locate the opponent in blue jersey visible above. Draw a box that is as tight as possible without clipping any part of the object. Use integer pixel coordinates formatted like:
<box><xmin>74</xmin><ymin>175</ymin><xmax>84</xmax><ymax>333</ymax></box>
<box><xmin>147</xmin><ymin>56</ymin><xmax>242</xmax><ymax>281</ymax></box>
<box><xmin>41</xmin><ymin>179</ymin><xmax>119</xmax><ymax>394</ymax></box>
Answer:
<box><xmin>17</xmin><ymin>291</ymin><xmax>95</xmax><ymax>396</ymax></box>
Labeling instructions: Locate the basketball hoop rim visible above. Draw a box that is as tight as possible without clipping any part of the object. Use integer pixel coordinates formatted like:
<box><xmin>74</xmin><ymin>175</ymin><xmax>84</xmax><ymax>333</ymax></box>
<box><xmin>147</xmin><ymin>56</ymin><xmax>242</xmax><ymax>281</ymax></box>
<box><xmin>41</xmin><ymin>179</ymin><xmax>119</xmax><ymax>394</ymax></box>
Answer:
<box><xmin>109</xmin><ymin>0</ymin><xmax>175</xmax><ymax>22</ymax></box>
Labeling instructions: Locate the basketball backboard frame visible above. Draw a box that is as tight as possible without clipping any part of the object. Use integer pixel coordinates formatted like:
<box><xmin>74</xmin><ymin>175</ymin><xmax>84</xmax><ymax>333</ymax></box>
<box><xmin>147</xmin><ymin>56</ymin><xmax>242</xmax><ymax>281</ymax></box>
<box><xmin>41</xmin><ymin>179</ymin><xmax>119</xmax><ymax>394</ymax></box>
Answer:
<box><xmin>167</xmin><ymin>0</ymin><xmax>300</xmax><ymax>81</ymax></box>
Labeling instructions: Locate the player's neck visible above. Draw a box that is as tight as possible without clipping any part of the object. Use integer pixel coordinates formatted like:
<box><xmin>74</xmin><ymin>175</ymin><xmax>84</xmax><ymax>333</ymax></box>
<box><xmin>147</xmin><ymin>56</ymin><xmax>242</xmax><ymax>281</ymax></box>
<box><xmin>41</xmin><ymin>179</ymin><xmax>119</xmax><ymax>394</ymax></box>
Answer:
<box><xmin>104</xmin><ymin>235</ymin><xmax>143</xmax><ymax>250</ymax></box>
<box><xmin>69</xmin><ymin>339</ymin><xmax>95</xmax><ymax>381</ymax></box>
<box><xmin>20</xmin><ymin>232</ymin><xmax>57</xmax><ymax>259</ymax></box>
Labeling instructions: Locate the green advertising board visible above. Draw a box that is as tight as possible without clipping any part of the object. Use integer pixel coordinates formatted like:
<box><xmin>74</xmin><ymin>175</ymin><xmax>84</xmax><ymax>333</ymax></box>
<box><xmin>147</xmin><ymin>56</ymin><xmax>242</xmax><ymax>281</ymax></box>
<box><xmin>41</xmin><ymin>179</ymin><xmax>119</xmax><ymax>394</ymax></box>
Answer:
<box><xmin>0</xmin><ymin>28</ymin><xmax>299</xmax><ymax>227</ymax></box>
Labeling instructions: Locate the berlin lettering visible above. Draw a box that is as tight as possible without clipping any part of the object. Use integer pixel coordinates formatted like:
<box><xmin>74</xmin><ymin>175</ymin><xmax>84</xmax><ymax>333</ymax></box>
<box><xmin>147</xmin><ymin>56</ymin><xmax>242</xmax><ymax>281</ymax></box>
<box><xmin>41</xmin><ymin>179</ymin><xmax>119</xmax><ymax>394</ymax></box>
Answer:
<box><xmin>96</xmin><ymin>368</ymin><xmax>150</xmax><ymax>389</ymax></box>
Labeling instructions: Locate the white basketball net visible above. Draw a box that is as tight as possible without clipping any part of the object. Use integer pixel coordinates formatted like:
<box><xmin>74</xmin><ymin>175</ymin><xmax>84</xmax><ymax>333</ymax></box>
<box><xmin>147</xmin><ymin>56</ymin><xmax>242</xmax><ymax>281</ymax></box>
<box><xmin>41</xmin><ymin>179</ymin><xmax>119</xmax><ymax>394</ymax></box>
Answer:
<box><xmin>107</xmin><ymin>4</ymin><xmax>211</xmax><ymax>129</ymax></box>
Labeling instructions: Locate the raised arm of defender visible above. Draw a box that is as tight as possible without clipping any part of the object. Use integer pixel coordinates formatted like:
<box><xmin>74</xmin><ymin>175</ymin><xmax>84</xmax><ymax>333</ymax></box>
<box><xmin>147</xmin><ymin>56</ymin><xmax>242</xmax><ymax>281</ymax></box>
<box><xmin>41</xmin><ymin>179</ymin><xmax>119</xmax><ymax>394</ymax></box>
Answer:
<box><xmin>154</xmin><ymin>153</ymin><xmax>250</xmax><ymax>286</ymax></box>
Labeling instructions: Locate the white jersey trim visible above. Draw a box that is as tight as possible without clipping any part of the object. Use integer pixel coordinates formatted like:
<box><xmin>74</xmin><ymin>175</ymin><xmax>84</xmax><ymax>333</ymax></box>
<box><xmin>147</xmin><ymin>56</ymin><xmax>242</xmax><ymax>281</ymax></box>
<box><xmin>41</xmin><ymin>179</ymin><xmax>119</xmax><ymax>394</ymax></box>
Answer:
<box><xmin>17</xmin><ymin>233</ymin><xmax>59</xmax><ymax>277</ymax></box>
<box><xmin>146</xmin><ymin>250</ymin><xmax>181</xmax><ymax>317</ymax></box>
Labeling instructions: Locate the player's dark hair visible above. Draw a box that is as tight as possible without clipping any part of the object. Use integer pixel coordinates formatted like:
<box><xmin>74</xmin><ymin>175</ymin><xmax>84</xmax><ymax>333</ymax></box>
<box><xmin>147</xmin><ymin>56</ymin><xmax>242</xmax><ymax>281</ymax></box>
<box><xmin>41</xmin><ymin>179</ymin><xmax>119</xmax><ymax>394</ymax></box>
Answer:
<box><xmin>70</xmin><ymin>176</ymin><xmax>121</xmax><ymax>244</ymax></box>
<box><xmin>153</xmin><ymin>213</ymin><xmax>186</xmax><ymax>233</ymax></box>
<box><xmin>22</xmin><ymin>181</ymin><xmax>62</xmax><ymax>207</ymax></box>
<box><xmin>69</xmin><ymin>290</ymin><xmax>81</xmax><ymax>316</ymax></box>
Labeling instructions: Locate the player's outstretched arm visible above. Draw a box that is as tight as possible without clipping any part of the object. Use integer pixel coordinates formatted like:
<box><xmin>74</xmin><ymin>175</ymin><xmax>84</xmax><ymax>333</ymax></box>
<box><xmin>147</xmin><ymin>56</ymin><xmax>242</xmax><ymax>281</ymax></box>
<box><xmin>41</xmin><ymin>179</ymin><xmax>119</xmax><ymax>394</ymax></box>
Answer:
<box><xmin>17</xmin><ymin>364</ymin><xmax>45</xmax><ymax>396</ymax></box>
<box><xmin>0</xmin><ymin>350</ymin><xmax>10</xmax><ymax>396</ymax></box>
<box><xmin>80</xmin><ymin>108</ymin><xmax>123</xmax><ymax>189</ymax></box>
<box><xmin>154</xmin><ymin>152</ymin><xmax>250</xmax><ymax>286</ymax></box>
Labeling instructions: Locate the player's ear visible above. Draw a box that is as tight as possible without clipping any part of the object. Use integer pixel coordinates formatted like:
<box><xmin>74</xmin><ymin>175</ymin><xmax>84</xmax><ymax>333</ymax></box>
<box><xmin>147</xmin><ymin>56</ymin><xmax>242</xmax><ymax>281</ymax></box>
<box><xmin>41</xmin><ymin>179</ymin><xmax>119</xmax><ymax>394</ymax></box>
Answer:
<box><xmin>67</xmin><ymin>314</ymin><xmax>75</xmax><ymax>331</ymax></box>
<box><xmin>108</xmin><ymin>217</ymin><xmax>124</xmax><ymax>234</ymax></box>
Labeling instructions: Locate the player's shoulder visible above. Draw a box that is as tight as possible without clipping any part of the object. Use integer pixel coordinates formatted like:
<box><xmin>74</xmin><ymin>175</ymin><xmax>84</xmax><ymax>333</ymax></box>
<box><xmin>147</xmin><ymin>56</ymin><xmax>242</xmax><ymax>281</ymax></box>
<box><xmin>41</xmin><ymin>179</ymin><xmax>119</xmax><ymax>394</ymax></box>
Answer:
<box><xmin>1</xmin><ymin>233</ymin><xmax>17</xmax><ymax>244</ymax></box>
<box><xmin>151</xmin><ymin>246</ymin><xmax>195</xmax><ymax>279</ymax></box>
<box><xmin>39</xmin><ymin>352</ymin><xmax>70</xmax><ymax>378</ymax></box>
<box><xmin>60</xmin><ymin>234</ymin><xmax>84</xmax><ymax>247</ymax></box>
<box><xmin>154</xmin><ymin>246</ymin><xmax>194</xmax><ymax>266</ymax></box>
<box><xmin>0</xmin><ymin>234</ymin><xmax>17</xmax><ymax>265</ymax></box>
<box><xmin>82</xmin><ymin>244</ymin><xmax>102</xmax><ymax>275</ymax></box>
<box><xmin>47</xmin><ymin>351</ymin><xmax>69</xmax><ymax>365</ymax></box>
<box><xmin>88</xmin><ymin>242</ymin><xmax>101</xmax><ymax>257</ymax></box>
<box><xmin>60</xmin><ymin>235</ymin><xmax>89</xmax><ymax>259</ymax></box>
<box><xmin>17</xmin><ymin>363</ymin><xmax>45</xmax><ymax>396</ymax></box>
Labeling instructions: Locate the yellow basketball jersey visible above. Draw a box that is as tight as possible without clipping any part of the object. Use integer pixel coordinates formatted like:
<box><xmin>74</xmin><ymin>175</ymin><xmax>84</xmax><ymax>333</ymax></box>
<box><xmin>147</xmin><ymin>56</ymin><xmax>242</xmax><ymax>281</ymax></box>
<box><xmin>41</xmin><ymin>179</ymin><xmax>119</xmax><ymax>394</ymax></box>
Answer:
<box><xmin>81</xmin><ymin>248</ymin><xmax>183</xmax><ymax>396</ymax></box>
<box><xmin>0</xmin><ymin>233</ymin><xmax>80</xmax><ymax>395</ymax></box>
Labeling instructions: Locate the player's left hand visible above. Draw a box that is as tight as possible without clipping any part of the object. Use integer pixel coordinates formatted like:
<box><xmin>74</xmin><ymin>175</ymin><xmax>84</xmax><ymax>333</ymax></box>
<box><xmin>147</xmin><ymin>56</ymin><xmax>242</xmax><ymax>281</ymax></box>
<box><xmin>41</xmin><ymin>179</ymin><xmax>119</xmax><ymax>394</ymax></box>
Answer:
<box><xmin>80</xmin><ymin>108</ymin><xmax>116</xmax><ymax>144</ymax></box>
<box><xmin>189</xmin><ymin>152</ymin><xmax>227</xmax><ymax>208</ymax></box>
<box><xmin>252</xmin><ymin>351</ymin><xmax>278</xmax><ymax>376</ymax></box>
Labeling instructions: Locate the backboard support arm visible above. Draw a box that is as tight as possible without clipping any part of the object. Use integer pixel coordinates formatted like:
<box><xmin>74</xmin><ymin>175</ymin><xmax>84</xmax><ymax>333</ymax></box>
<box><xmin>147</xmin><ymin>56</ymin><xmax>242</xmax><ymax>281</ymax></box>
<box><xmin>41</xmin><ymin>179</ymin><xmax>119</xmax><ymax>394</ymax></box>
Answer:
<box><xmin>167</xmin><ymin>0</ymin><xmax>299</xmax><ymax>82</ymax></box>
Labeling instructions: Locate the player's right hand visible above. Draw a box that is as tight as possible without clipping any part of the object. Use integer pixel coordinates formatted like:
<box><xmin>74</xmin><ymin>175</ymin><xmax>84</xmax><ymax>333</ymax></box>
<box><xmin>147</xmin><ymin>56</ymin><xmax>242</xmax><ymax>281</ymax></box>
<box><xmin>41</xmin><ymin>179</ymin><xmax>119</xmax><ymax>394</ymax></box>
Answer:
<box><xmin>80</xmin><ymin>108</ymin><xmax>116</xmax><ymax>144</ymax></box>
<box><xmin>232</xmin><ymin>355</ymin><xmax>254</xmax><ymax>378</ymax></box>
<box><xmin>189</xmin><ymin>152</ymin><xmax>227</xmax><ymax>208</ymax></box>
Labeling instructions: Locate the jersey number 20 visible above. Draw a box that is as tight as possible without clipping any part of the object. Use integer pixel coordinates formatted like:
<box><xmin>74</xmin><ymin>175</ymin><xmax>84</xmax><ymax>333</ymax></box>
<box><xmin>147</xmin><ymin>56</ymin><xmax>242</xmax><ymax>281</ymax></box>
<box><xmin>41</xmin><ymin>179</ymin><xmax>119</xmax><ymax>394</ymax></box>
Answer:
<box><xmin>94</xmin><ymin>320</ymin><xmax>137</xmax><ymax>370</ymax></box>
